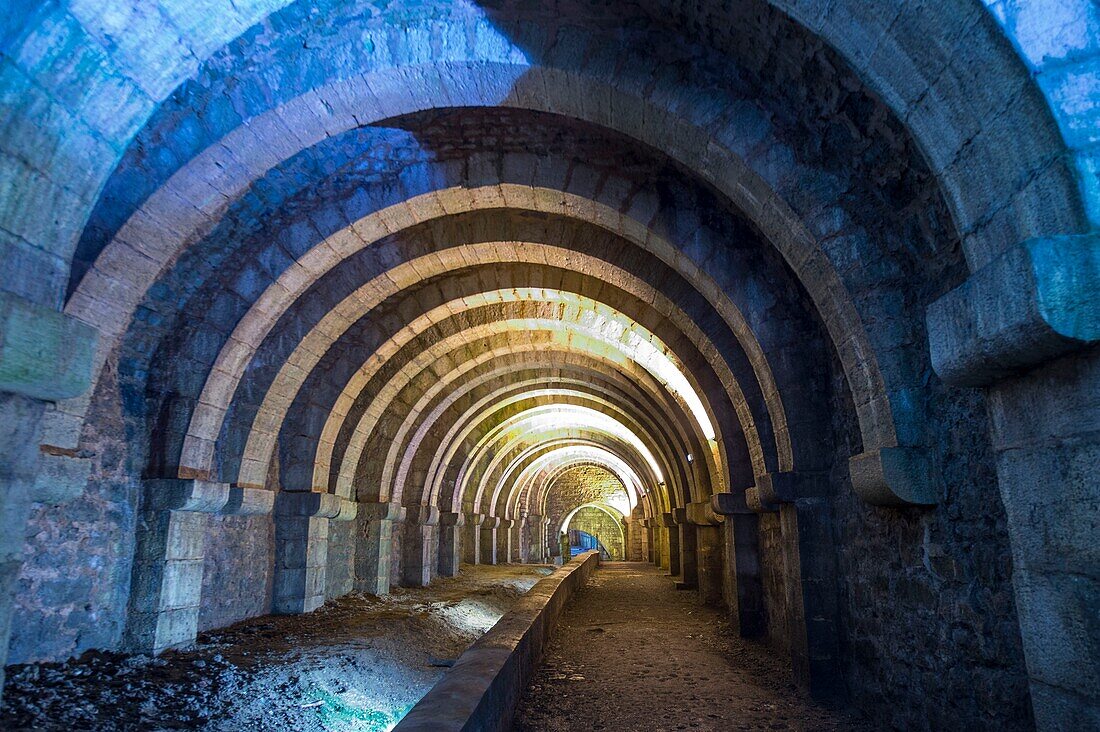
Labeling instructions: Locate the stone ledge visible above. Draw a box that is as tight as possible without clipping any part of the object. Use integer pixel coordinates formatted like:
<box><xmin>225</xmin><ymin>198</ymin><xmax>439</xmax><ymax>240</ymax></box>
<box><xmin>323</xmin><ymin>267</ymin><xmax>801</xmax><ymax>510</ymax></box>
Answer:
<box><xmin>274</xmin><ymin>491</ymin><xmax>351</xmax><ymax>519</ymax></box>
<box><xmin>361</xmin><ymin>500</ymin><xmax>406</xmax><ymax>522</ymax></box>
<box><xmin>142</xmin><ymin>479</ymin><xmax>230</xmax><ymax>513</ymax></box>
<box><xmin>221</xmin><ymin>486</ymin><xmax>274</xmax><ymax>516</ymax></box>
<box><xmin>393</xmin><ymin>551</ymin><xmax>599</xmax><ymax>732</ymax></box>
<box><xmin>745</xmin><ymin>487</ymin><xmax>779</xmax><ymax>513</ymax></box>
<box><xmin>928</xmin><ymin>234</ymin><xmax>1099</xmax><ymax>387</ymax></box>
<box><xmin>685</xmin><ymin>499</ymin><xmax>723</xmax><ymax>525</ymax></box>
<box><xmin>849</xmin><ymin>447</ymin><xmax>936</xmax><ymax>507</ymax></box>
<box><xmin>0</xmin><ymin>292</ymin><xmax>97</xmax><ymax>402</ymax></box>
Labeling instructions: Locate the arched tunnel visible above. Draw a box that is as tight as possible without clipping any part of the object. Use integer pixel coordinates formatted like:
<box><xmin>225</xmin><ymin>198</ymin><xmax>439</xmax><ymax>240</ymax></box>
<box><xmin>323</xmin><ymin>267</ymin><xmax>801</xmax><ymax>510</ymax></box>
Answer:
<box><xmin>0</xmin><ymin>1</ymin><xmax>1096</xmax><ymax>730</ymax></box>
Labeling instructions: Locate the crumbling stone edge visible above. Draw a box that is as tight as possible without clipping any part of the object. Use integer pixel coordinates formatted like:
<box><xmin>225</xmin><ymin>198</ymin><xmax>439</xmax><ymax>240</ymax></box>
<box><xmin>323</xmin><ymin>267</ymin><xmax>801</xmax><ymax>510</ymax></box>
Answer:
<box><xmin>393</xmin><ymin>551</ymin><xmax>601</xmax><ymax>731</ymax></box>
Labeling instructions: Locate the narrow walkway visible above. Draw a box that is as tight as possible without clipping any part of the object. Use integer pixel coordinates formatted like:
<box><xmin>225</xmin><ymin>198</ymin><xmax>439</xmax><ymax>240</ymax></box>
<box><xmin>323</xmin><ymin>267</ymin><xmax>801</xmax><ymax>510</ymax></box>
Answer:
<box><xmin>513</xmin><ymin>562</ymin><xmax>867</xmax><ymax>731</ymax></box>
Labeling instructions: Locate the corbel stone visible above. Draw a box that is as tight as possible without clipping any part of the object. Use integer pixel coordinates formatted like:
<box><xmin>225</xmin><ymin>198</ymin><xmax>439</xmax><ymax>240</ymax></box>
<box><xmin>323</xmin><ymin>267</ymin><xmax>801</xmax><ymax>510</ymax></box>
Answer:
<box><xmin>659</xmin><ymin>512</ymin><xmax>677</xmax><ymax>527</ymax></box>
<box><xmin>361</xmin><ymin>500</ymin><xmax>407</xmax><ymax>523</ymax></box>
<box><xmin>849</xmin><ymin>447</ymin><xmax>935</xmax><ymax>506</ymax></box>
<box><xmin>275</xmin><ymin>490</ymin><xmax>348</xmax><ymax>518</ymax></box>
<box><xmin>756</xmin><ymin>472</ymin><xmax>830</xmax><ymax>505</ymax></box>
<box><xmin>405</xmin><ymin>504</ymin><xmax>440</xmax><ymax>525</ymax></box>
<box><xmin>686</xmin><ymin>499</ymin><xmax>724</xmax><ymax>526</ymax></box>
<box><xmin>745</xmin><ymin>487</ymin><xmax>779</xmax><ymax>513</ymax></box>
<box><xmin>0</xmin><ymin>292</ymin><xmax>97</xmax><ymax>402</ymax></box>
<box><xmin>440</xmin><ymin>511</ymin><xmax>465</xmax><ymax>527</ymax></box>
<box><xmin>928</xmin><ymin>233</ymin><xmax>1099</xmax><ymax>387</ymax></box>
<box><xmin>221</xmin><ymin>486</ymin><xmax>275</xmax><ymax>516</ymax></box>
<box><xmin>711</xmin><ymin>491</ymin><xmax>752</xmax><ymax>516</ymax></box>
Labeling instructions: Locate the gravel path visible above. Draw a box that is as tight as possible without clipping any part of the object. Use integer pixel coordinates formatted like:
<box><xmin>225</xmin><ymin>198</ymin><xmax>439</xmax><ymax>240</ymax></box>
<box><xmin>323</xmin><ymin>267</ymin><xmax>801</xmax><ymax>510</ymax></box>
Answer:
<box><xmin>513</xmin><ymin>562</ymin><xmax>870</xmax><ymax>732</ymax></box>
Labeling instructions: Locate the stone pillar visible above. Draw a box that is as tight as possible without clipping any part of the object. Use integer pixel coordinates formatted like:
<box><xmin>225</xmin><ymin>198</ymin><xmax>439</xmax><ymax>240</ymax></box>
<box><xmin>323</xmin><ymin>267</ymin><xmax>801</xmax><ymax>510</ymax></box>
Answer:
<box><xmin>125</xmin><ymin>480</ymin><xmax>229</xmax><ymax>653</ymax></box>
<box><xmin>660</xmin><ymin>512</ymin><xmax>679</xmax><ymax>576</ymax></box>
<box><xmin>356</xmin><ymin>501</ymin><xmax>405</xmax><ymax>595</ymax></box>
<box><xmin>273</xmin><ymin>491</ymin><xmax>355</xmax><ymax>614</ymax></box>
<box><xmin>463</xmin><ymin>513</ymin><xmax>483</xmax><ymax>564</ymax></box>
<box><xmin>548</xmin><ymin>518</ymin><xmax>563</xmax><ymax>560</ymax></box>
<box><xmin>673</xmin><ymin>507</ymin><xmax>698</xmax><ymax>590</ymax></box>
<box><xmin>520</xmin><ymin>513</ymin><xmax>537</xmax><ymax>562</ymax></box>
<box><xmin>512</xmin><ymin>515</ymin><xmax>526</xmax><ymax>562</ymax></box>
<box><xmin>687</xmin><ymin>499</ymin><xmax>725</xmax><ymax>606</ymax></box>
<box><xmin>755</xmin><ymin>472</ymin><xmax>841</xmax><ymax>701</ymax></box>
<box><xmin>713</xmin><ymin>491</ymin><xmax>765</xmax><ymax>638</ymax></box>
<box><xmin>402</xmin><ymin>505</ymin><xmax>439</xmax><ymax>587</ymax></box>
<box><xmin>927</xmin><ymin>234</ymin><xmax>1100</xmax><ymax>728</ymax></box>
<box><xmin>480</xmin><ymin>516</ymin><xmax>500</xmax><ymax>564</ymax></box>
<box><xmin>541</xmin><ymin>516</ymin><xmax>554</xmax><ymax>562</ymax></box>
<box><xmin>437</xmin><ymin>512</ymin><xmax>464</xmax><ymax>577</ymax></box>
<box><xmin>642</xmin><ymin>519</ymin><xmax>656</xmax><ymax>564</ymax></box>
<box><xmin>495</xmin><ymin>519</ymin><xmax>514</xmax><ymax>563</ymax></box>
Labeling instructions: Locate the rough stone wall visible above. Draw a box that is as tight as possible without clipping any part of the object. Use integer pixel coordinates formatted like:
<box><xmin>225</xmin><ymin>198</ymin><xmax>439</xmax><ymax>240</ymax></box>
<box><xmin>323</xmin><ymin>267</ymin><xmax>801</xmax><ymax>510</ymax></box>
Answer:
<box><xmin>9</xmin><ymin>368</ymin><xmax>137</xmax><ymax>665</ymax></box>
<box><xmin>570</xmin><ymin>508</ymin><xmax>626</xmax><ymax>560</ymax></box>
<box><xmin>197</xmin><ymin>515</ymin><xmax>274</xmax><ymax>633</ymax></box>
<box><xmin>10</xmin><ymin>478</ymin><xmax>136</xmax><ymax>664</ymax></box>
<box><xmin>827</xmin><ymin>359</ymin><xmax>1032</xmax><ymax>728</ymax></box>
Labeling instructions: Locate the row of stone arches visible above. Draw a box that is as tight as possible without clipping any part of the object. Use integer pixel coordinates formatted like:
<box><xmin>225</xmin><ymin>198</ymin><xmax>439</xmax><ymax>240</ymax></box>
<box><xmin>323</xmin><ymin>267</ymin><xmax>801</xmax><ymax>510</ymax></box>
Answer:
<box><xmin>0</xmin><ymin>2</ymin><xmax>1094</xmax><ymax>728</ymax></box>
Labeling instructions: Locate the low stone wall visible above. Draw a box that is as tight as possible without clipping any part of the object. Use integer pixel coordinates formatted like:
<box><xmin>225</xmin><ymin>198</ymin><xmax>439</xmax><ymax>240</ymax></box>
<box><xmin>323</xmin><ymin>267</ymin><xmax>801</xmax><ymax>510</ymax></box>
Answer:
<box><xmin>393</xmin><ymin>551</ymin><xmax>600</xmax><ymax>731</ymax></box>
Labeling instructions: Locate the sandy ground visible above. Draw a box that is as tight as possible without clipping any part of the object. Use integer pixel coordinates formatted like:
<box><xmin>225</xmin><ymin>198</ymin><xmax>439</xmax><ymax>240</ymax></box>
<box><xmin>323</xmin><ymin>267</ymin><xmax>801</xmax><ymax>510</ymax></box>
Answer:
<box><xmin>1</xmin><ymin>563</ymin><xmax>552</xmax><ymax>732</ymax></box>
<box><xmin>513</xmin><ymin>562</ymin><xmax>872</xmax><ymax>732</ymax></box>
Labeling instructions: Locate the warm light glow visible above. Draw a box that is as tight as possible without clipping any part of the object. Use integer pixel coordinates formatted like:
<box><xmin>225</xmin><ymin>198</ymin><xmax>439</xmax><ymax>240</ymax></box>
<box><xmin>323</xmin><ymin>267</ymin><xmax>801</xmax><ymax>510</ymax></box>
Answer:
<box><xmin>506</xmin><ymin>443</ymin><xmax>646</xmax><ymax>517</ymax></box>
<box><xmin>487</xmin><ymin>404</ymin><xmax>665</xmax><ymax>484</ymax></box>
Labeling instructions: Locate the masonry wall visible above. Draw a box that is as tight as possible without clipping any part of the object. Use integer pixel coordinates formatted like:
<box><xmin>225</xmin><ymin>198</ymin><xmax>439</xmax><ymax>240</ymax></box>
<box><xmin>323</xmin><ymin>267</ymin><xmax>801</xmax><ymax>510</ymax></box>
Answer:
<box><xmin>198</xmin><ymin>515</ymin><xmax>274</xmax><ymax>633</ymax></box>
<box><xmin>9</xmin><ymin>476</ymin><xmax>136</xmax><ymax>664</ymax></box>
<box><xmin>827</xmin><ymin>364</ymin><xmax>1032</xmax><ymax>728</ymax></box>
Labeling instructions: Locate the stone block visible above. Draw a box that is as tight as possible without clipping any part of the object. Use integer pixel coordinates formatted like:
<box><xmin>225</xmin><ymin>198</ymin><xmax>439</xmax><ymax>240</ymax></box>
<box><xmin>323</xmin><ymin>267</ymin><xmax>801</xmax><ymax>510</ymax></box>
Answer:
<box><xmin>711</xmin><ymin>491</ymin><xmax>751</xmax><ymax>516</ymax></box>
<box><xmin>849</xmin><ymin>447</ymin><xmax>936</xmax><ymax>506</ymax></box>
<box><xmin>756</xmin><ymin>472</ymin><xmax>830</xmax><ymax>505</ymax></box>
<box><xmin>32</xmin><ymin>451</ymin><xmax>92</xmax><ymax>504</ymax></box>
<box><xmin>143</xmin><ymin>479</ymin><xmax>229</xmax><ymax>513</ymax></box>
<box><xmin>928</xmin><ymin>234</ymin><xmax>1100</xmax><ymax>387</ymax></box>
<box><xmin>274</xmin><ymin>490</ymin><xmax>343</xmax><ymax>518</ymax></box>
<box><xmin>221</xmin><ymin>485</ymin><xmax>274</xmax><ymax>516</ymax></box>
<box><xmin>0</xmin><ymin>292</ymin><xmax>96</xmax><ymax>401</ymax></box>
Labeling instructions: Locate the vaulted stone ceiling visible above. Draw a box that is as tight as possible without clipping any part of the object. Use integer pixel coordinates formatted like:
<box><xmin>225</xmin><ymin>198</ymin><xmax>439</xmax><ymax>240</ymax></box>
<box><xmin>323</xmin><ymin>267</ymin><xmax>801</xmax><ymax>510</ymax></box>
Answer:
<box><xmin>1</xmin><ymin>1</ymin><xmax>1096</xmax><ymax>729</ymax></box>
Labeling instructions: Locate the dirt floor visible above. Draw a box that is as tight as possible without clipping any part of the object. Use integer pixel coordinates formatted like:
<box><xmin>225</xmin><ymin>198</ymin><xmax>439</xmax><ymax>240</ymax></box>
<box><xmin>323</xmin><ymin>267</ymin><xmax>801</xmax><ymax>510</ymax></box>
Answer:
<box><xmin>1</xmin><ymin>563</ymin><xmax>552</xmax><ymax>732</ymax></box>
<box><xmin>513</xmin><ymin>562</ymin><xmax>872</xmax><ymax>732</ymax></box>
